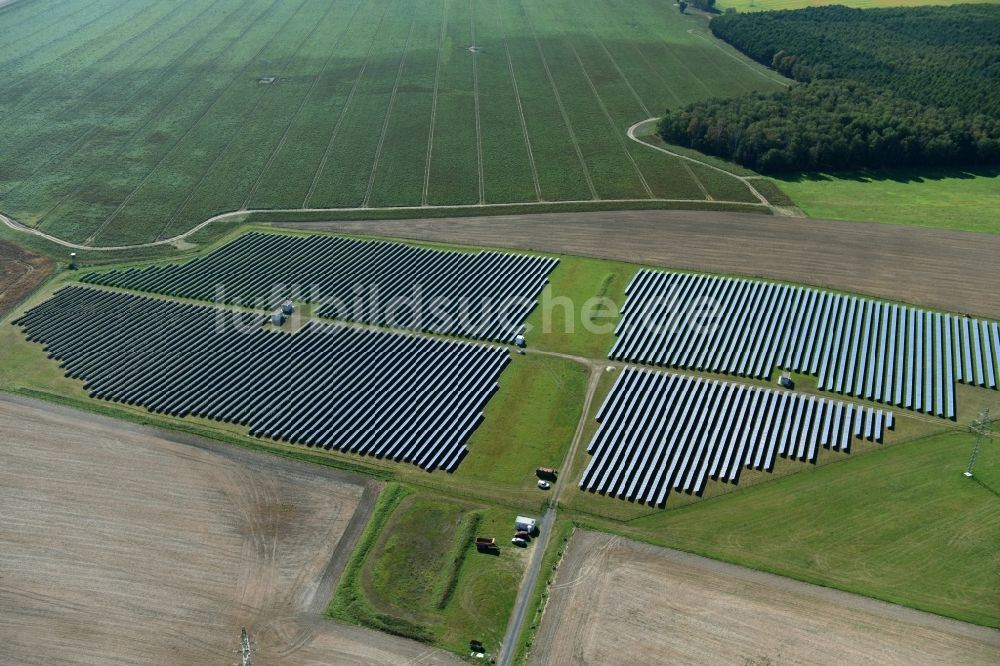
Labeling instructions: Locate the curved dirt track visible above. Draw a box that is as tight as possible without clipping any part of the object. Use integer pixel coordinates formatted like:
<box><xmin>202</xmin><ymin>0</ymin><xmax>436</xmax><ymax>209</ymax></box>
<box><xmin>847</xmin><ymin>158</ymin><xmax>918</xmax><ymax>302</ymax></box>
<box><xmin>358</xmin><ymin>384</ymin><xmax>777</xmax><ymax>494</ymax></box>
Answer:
<box><xmin>529</xmin><ymin>530</ymin><xmax>1000</xmax><ymax>666</ymax></box>
<box><xmin>0</xmin><ymin>396</ymin><xmax>462</xmax><ymax>666</ymax></box>
<box><xmin>287</xmin><ymin>210</ymin><xmax>1000</xmax><ymax>319</ymax></box>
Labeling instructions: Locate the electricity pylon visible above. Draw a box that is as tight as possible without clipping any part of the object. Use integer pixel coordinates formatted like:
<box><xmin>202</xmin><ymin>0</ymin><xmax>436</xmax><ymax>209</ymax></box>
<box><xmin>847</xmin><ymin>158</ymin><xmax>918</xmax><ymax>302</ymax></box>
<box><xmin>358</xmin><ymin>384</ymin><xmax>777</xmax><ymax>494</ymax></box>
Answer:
<box><xmin>965</xmin><ymin>409</ymin><xmax>994</xmax><ymax>478</ymax></box>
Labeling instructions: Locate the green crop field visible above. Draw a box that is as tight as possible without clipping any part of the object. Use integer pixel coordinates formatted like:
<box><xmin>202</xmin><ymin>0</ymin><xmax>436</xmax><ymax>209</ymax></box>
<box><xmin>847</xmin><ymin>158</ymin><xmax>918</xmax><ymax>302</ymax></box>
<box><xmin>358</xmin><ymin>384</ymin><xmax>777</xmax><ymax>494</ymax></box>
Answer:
<box><xmin>773</xmin><ymin>169</ymin><xmax>1000</xmax><ymax>233</ymax></box>
<box><xmin>0</xmin><ymin>0</ymin><xmax>783</xmax><ymax>246</ymax></box>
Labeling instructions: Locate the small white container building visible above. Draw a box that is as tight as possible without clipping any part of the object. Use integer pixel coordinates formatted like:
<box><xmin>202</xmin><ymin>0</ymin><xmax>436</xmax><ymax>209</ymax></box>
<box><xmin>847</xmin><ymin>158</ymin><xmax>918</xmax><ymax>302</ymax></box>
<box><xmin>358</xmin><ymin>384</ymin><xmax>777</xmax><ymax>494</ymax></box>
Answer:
<box><xmin>514</xmin><ymin>515</ymin><xmax>537</xmax><ymax>533</ymax></box>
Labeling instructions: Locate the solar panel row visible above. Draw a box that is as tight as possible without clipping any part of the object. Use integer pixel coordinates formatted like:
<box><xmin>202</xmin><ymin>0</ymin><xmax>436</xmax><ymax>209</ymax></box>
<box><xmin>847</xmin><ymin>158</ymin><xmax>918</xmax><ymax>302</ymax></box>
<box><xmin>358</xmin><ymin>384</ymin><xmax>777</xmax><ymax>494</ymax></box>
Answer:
<box><xmin>15</xmin><ymin>287</ymin><xmax>509</xmax><ymax>471</ymax></box>
<box><xmin>81</xmin><ymin>232</ymin><xmax>559</xmax><ymax>343</ymax></box>
<box><xmin>611</xmin><ymin>271</ymin><xmax>1000</xmax><ymax>418</ymax></box>
<box><xmin>580</xmin><ymin>367</ymin><xmax>892</xmax><ymax>507</ymax></box>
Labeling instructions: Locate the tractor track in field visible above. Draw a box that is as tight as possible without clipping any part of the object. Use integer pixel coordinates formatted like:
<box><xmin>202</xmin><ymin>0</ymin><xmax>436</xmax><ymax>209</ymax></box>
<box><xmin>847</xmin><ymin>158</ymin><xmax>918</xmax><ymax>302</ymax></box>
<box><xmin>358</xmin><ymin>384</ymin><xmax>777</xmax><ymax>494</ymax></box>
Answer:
<box><xmin>421</xmin><ymin>1</ymin><xmax>449</xmax><ymax>206</ymax></box>
<box><xmin>521</xmin><ymin>1</ymin><xmax>598</xmax><ymax>201</ymax></box>
<box><xmin>565</xmin><ymin>40</ymin><xmax>654</xmax><ymax>199</ymax></box>
<box><xmin>91</xmin><ymin>0</ymin><xmax>314</xmax><ymax>244</ymax></box>
<box><xmin>496</xmin><ymin>0</ymin><xmax>542</xmax><ymax>202</ymax></box>
<box><xmin>363</xmin><ymin>14</ymin><xmax>417</xmax><ymax>209</ymax></box>
<box><xmin>241</xmin><ymin>0</ymin><xmax>367</xmax><ymax>210</ymax></box>
<box><xmin>302</xmin><ymin>0</ymin><xmax>394</xmax><ymax>208</ymax></box>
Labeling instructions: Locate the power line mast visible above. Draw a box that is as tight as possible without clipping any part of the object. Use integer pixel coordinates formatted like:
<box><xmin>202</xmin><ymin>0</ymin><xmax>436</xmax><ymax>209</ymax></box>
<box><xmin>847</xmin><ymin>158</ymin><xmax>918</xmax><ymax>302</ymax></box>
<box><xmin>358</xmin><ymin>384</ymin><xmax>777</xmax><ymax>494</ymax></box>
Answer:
<box><xmin>240</xmin><ymin>628</ymin><xmax>252</xmax><ymax>666</ymax></box>
<box><xmin>965</xmin><ymin>409</ymin><xmax>994</xmax><ymax>478</ymax></box>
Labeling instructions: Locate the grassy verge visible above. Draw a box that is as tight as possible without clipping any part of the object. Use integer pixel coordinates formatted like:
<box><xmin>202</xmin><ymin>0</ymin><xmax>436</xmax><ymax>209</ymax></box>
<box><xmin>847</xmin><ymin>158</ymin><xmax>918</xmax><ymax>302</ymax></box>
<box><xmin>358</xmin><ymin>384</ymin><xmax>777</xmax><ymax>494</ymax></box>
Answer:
<box><xmin>523</xmin><ymin>254</ymin><xmax>635</xmax><ymax>359</ymax></box>
<box><xmin>511</xmin><ymin>519</ymin><xmax>576</xmax><ymax>666</ymax></box>
<box><xmin>457</xmin><ymin>353</ymin><xmax>588</xmax><ymax>493</ymax></box>
<box><xmin>326</xmin><ymin>484</ymin><xmax>431</xmax><ymax>641</ymax></box>
<box><xmin>331</xmin><ymin>488</ymin><xmax>527</xmax><ymax>656</ymax></box>
<box><xmin>563</xmin><ymin>428</ymin><xmax>1000</xmax><ymax>628</ymax></box>
<box><xmin>773</xmin><ymin>168</ymin><xmax>1000</xmax><ymax>233</ymax></box>
<box><xmin>245</xmin><ymin>199</ymin><xmax>770</xmax><ymax>227</ymax></box>
<box><xmin>718</xmin><ymin>0</ymin><xmax>992</xmax><ymax>11</ymax></box>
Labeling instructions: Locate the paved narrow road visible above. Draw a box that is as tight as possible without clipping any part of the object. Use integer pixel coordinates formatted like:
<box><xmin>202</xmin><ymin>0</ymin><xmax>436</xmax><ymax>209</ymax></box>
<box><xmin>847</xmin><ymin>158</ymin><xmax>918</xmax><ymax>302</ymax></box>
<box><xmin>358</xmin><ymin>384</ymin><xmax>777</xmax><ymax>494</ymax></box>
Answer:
<box><xmin>497</xmin><ymin>363</ymin><xmax>603</xmax><ymax>666</ymax></box>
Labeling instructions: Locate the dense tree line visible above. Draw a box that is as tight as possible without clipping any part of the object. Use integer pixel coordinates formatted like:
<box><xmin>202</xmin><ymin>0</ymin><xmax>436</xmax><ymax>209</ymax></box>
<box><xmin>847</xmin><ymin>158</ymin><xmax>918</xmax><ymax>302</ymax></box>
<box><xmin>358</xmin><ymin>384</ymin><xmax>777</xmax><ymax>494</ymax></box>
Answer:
<box><xmin>710</xmin><ymin>4</ymin><xmax>1000</xmax><ymax>117</ymax></box>
<box><xmin>658</xmin><ymin>80</ymin><xmax>1000</xmax><ymax>173</ymax></box>
<box><xmin>658</xmin><ymin>4</ymin><xmax>1000</xmax><ymax>172</ymax></box>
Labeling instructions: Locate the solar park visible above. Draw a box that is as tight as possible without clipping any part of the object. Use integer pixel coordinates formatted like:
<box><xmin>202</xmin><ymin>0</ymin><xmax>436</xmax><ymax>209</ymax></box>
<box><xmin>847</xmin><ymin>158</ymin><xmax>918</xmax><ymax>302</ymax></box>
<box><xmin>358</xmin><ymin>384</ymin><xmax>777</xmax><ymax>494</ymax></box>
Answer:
<box><xmin>82</xmin><ymin>232</ymin><xmax>559</xmax><ymax>343</ymax></box>
<box><xmin>610</xmin><ymin>270</ymin><xmax>1000</xmax><ymax>419</ymax></box>
<box><xmin>580</xmin><ymin>367</ymin><xmax>892</xmax><ymax>507</ymax></box>
<box><xmin>14</xmin><ymin>286</ymin><xmax>509</xmax><ymax>471</ymax></box>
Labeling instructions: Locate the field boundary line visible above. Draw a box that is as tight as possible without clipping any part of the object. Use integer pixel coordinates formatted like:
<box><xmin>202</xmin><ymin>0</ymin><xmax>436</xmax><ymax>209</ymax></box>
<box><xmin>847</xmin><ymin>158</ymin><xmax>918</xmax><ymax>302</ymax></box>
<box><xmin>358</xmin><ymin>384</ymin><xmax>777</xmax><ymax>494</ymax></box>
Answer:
<box><xmin>470</xmin><ymin>0</ymin><xmax>485</xmax><ymax>205</ymax></box>
<box><xmin>303</xmin><ymin>0</ymin><xmax>394</xmax><ymax>207</ymax></box>
<box><xmin>627</xmin><ymin>118</ymin><xmax>772</xmax><ymax>208</ymax></box>
<box><xmin>4</xmin><ymin>2</ymin><xmax>240</xmax><ymax>196</ymax></box>
<box><xmin>421</xmin><ymin>0</ymin><xmax>449</xmax><ymax>206</ymax></box>
<box><xmin>496</xmin><ymin>0</ymin><xmax>541</xmax><ymax>202</ymax></box>
<box><xmin>519</xmin><ymin>0</ymin><xmax>598</xmax><ymax>200</ymax></box>
<box><xmin>0</xmin><ymin>198</ymin><xmax>767</xmax><ymax>250</ymax></box>
<box><xmin>241</xmin><ymin>0</ymin><xmax>366</xmax><ymax>210</ymax></box>
<box><xmin>90</xmin><ymin>0</ymin><xmax>316</xmax><ymax>244</ymax></box>
<box><xmin>30</xmin><ymin>0</ymin><xmax>286</xmax><ymax>234</ymax></box>
<box><xmin>362</xmin><ymin>14</ymin><xmax>417</xmax><ymax>208</ymax></box>
<box><xmin>564</xmin><ymin>39</ymin><xmax>653</xmax><ymax>199</ymax></box>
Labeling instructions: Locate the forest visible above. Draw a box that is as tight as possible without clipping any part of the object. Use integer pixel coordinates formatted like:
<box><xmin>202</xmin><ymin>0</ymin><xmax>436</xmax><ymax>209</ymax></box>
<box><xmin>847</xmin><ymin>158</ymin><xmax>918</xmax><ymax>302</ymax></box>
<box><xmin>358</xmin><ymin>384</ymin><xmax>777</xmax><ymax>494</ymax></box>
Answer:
<box><xmin>660</xmin><ymin>4</ymin><xmax>1000</xmax><ymax>172</ymax></box>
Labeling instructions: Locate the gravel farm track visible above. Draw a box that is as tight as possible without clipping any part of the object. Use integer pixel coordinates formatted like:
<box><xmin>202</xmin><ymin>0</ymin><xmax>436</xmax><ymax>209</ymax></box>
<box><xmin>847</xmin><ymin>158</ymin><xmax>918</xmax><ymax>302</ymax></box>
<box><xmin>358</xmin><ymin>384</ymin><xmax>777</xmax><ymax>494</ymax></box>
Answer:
<box><xmin>529</xmin><ymin>530</ymin><xmax>1000</xmax><ymax>666</ymax></box>
<box><xmin>0</xmin><ymin>396</ymin><xmax>462</xmax><ymax>666</ymax></box>
<box><xmin>291</xmin><ymin>210</ymin><xmax>1000</xmax><ymax>319</ymax></box>
<box><xmin>0</xmin><ymin>239</ymin><xmax>52</xmax><ymax>320</ymax></box>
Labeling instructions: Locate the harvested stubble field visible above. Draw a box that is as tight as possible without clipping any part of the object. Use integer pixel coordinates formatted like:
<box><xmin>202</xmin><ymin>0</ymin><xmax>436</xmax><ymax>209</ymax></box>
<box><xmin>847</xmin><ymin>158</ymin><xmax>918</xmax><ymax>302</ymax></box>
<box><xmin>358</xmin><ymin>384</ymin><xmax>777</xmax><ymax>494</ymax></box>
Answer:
<box><xmin>0</xmin><ymin>0</ymin><xmax>782</xmax><ymax>246</ymax></box>
<box><xmin>0</xmin><ymin>397</ymin><xmax>462</xmax><ymax>665</ymax></box>
<box><xmin>298</xmin><ymin>209</ymin><xmax>1000</xmax><ymax>319</ymax></box>
<box><xmin>530</xmin><ymin>530</ymin><xmax>1000</xmax><ymax>666</ymax></box>
<box><xmin>0</xmin><ymin>238</ymin><xmax>52</xmax><ymax>318</ymax></box>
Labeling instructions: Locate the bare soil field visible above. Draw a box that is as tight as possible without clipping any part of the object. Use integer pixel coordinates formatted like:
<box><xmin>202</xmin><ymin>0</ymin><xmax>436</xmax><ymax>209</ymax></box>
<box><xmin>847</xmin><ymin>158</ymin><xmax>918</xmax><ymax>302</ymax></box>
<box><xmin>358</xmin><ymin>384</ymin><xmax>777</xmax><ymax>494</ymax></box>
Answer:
<box><xmin>0</xmin><ymin>240</ymin><xmax>52</xmax><ymax>320</ymax></box>
<box><xmin>291</xmin><ymin>210</ymin><xmax>1000</xmax><ymax>319</ymax></box>
<box><xmin>529</xmin><ymin>530</ymin><xmax>1000</xmax><ymax>666</ymax></box>
<box><xmin>0</xmin><ymin>396</ymin><xmax>462</xmax><ymax>665</ymax></box>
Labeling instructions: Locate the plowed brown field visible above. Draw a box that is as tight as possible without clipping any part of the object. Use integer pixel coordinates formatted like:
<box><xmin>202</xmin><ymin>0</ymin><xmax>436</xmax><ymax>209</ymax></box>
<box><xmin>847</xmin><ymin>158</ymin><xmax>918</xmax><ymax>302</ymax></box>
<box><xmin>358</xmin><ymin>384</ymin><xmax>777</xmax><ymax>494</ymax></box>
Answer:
<box><xmin>0</xmin><ymin>397</ymin><xmax>462</xmax><ymax>665</ymax></box>
<box><xmin>529</xmin><ymin>530</ymin><xmax>1000</xmax><ymax>665</ymax></box>
<box><xmin>290</xmin><ymin>210</ymin><xmax>1000</xmax><ymax>319</ymax></box>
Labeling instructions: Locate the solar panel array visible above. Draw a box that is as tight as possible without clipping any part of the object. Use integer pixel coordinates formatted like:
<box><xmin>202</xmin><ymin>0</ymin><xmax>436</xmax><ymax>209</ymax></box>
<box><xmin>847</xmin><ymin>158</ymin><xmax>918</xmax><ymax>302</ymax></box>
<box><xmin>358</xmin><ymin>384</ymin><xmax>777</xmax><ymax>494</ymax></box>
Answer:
<box><xmin>611</xmin><ymin>270</ymin><xmax>1000</xmax><ymax>418</ymax></box>
<box><xmin>81</xmin><ymin>232</ymin><xmax>558</xmax><ymax>343</ymax></box>
<box><xmin>15</xmin><ymin>287</ymin><xmax>509</xmax><ymax>471</ymax></box>
<box><xmin>580</xmin><ymin>368</ymin><xmax>892</xmax><ymax>507</ymax></box>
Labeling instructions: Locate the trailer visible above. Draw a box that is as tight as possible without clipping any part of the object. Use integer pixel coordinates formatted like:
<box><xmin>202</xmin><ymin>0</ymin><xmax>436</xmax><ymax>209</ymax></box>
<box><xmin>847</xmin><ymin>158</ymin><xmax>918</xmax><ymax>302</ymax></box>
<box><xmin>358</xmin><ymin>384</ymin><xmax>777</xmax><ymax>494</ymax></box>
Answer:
<box><xmin>474</xmin><ymin>537</ymin><xmax>497</xmax><ymax>552</ymax></box>
<box><xmin>514</xmin><ymin>516</ymin><xmax>537</xmax><ymax>533</ymax></box>
<box><xmin>535</xmin><ymin>467</ymin><xmax>558</xmax><ymax>480</ymax></box>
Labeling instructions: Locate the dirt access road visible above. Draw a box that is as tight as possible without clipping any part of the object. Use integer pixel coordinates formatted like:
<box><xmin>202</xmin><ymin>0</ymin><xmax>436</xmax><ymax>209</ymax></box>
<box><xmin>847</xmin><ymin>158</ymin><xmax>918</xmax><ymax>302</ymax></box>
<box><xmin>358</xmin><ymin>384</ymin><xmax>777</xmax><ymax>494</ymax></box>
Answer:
<box><xmin>0</xmin><ymin>396</ymin><xmax>462</xmax><ymax>665</ymax></box>
<box><xmin>292</xmin><ymin>210</ymin><xmax>1000</xmax><ymax>319</ymax></box>
<box><xmin>529</xmin><ymin>530</ymin><xmax>1000</xmax><ymax>665</ymax></box>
